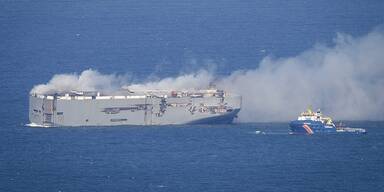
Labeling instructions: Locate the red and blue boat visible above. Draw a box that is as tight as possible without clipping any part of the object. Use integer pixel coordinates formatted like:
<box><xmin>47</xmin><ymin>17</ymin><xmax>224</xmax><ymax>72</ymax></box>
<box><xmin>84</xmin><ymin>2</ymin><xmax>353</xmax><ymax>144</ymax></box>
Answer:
<box><xmin>289</xmin><ymin>108</ymin><xmax>366</xmax><ymax>135</ymax></box>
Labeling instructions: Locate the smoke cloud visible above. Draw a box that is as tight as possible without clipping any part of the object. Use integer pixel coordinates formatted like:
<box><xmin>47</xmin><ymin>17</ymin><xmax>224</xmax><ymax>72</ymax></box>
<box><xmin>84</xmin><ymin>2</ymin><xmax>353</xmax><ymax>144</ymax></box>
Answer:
<box><xmin>127</xmin><ymin>69</ymin><xmax>215</xmax><ymax>91</ymax></box>
<box><xmin>31</xmin><ymin>28</ymin><xmax>384</xmax><ymax>121</ymax></box>
<box><xmin>30</xmin><ymin>70</ymin><xmax>127</xmax><ymax>94</ymax></box>
<box><xmin>219</xmin><ymin>29</ymin><xmax>384</xmax><ymax>121</ymax></box>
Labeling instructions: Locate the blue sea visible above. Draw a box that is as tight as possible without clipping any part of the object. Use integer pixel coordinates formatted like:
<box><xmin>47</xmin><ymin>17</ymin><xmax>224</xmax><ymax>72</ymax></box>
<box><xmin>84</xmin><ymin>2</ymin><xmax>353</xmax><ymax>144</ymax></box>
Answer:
<box><xmin>1</xmin><ymin>1</ymin><xmax>384</xmax><ymax>191</ymax></box>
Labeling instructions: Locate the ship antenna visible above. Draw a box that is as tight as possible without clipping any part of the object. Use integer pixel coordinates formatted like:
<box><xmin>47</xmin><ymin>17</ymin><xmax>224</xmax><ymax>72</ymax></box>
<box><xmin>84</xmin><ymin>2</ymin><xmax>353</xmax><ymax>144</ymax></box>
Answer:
<box><xmin>307</xmin><ymin>105</ymin><xmax>313</xmax><ymax>114</ymax></box>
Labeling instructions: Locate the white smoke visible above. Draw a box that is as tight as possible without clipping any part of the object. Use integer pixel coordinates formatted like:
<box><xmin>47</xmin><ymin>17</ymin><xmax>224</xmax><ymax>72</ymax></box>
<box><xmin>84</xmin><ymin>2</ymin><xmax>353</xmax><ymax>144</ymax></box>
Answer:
<box><xmin>30</xmin><ymin>69</ymin><xmax>127</xmax><ymax>94</ymax></box>
<box><xmin>127</xmin><ymin>69</ymin><xmax>215</xmax><ymax>91</ymax></box>
<box><xmin>30</xmin><ymin>69</ymin><xmax>214</xmax><ymax>94</ymax></box>
<box><xmin>218</xmin><ymin>29</ymin><xmax>384</xmax><ymax>121</ymax></box>
<box><xmin>30</xmin><ymin>28</ymin><xmax>384</xmax><ymax>121</ymax></box>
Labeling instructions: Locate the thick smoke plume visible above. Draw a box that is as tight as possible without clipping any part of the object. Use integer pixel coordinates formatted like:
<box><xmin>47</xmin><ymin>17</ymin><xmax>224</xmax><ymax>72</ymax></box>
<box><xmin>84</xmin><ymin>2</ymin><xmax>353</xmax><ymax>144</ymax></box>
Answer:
<box><xmin>219</xmin><ymin>29</ymin><xmax>384</xmax><ymax>121</ymax></box>
<box><xmin>127</xmin><ymin>69</ymin><xmax>215</xmax><ymax>91</ymax></box>
<box><xmin>30</xmin><ymin>70</ymin><xmax>127</xmax><ymax>94</ymax></box>
<box><xmin>31</xmin><ymin>28</ymin><xmax>384</xmax><ymax>121</ymax></box>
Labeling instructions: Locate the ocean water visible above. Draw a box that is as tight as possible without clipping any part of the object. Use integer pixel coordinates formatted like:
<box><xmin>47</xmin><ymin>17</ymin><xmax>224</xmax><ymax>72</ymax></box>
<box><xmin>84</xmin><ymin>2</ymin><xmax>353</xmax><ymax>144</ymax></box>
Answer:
<box><xmin>2</xmin><ymin>123</ymin><xmax>384</xmax><ymax>191</ymax></box>
<box><xmin>1</xmin><ymin>0</ymin><xmax>384</xmax><ymax>191</ymax></box>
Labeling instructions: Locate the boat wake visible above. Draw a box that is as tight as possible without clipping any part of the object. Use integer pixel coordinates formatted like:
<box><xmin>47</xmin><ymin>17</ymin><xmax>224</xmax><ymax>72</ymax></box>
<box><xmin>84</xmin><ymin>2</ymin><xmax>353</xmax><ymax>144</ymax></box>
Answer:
<box><xmin>247</xmin><ymin>130</ymin><xmax>288</xmax><ymax>135</ymax></box>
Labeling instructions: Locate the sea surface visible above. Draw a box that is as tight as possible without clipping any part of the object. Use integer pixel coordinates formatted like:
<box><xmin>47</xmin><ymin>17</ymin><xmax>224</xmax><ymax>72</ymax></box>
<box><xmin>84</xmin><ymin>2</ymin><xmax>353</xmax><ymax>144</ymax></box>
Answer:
<box><xmin>1</xmin><ymin>1</ymin><xmax>384</xmax><ymax>191</ymax></box>
<box><xmin>2</xmin><ymin>123</ymin><xmax>384</xmax><ymax>192</ymax></box>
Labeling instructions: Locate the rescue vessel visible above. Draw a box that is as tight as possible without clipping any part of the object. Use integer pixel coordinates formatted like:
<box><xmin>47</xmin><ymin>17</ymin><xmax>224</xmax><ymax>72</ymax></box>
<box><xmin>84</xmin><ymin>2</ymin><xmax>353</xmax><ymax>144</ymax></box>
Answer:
<box><xmin>289</xmin><ymin>108</ymin><xmax>366</xmax><ymax>134</ymax></box>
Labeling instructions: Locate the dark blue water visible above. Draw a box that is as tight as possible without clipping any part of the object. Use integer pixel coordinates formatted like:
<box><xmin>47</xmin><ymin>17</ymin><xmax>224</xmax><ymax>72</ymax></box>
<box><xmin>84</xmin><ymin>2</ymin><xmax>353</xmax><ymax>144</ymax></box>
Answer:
<box><xmin>2</xmin><ymin>123</ymin><xmax>384</xmax><ymax>191</ymax></box>
<box><xmin>1</xmin><ymin>1</ymin><xmax>384</xmax><ymax>191</ymax></box>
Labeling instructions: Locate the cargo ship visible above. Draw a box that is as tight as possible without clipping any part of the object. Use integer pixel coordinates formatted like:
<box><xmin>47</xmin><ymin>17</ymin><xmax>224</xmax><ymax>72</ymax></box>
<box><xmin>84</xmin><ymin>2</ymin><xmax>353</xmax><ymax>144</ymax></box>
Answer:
<box><xmin>29</xmin><ymin>89</ymin><xmax>241</xmax><ymax>127</ymax></box>
<box><xmin>289</xmin><ymin>108</ymin><xmax>366</xmax><ymax>134</ymax></box>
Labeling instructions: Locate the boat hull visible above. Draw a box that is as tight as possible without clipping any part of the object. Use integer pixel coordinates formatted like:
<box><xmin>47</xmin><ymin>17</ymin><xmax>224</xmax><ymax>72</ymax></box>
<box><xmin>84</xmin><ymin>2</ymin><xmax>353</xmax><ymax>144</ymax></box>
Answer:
<box><xmin>289</xmin><ymin>120</ymin><xmax>337</xmax><ymax>134</ymax></box>
<box><xmin>29</xmin><ymin>94</ymin><xmax>241</xmax><ymax>127</ymax></box>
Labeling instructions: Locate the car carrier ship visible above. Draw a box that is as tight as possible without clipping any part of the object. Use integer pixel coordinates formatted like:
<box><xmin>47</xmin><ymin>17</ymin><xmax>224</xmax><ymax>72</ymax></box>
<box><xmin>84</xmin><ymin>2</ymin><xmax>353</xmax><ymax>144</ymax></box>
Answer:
<box><xmin>29</xmin><ymin>89</ymin><xmax>241</xmax><ymax>127</ymax></box>
<box><xmin>289</xmin><ymin>107</ymin><xmax>366</xmax><ymax>134</ymax></box>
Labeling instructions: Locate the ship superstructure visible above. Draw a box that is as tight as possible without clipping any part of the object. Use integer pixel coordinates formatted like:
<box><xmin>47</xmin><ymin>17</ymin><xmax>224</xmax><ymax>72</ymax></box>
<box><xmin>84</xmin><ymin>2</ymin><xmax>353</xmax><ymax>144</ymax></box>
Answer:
<box><xmin>29</xmin><ymin>89</ymin><xmax>241</xmax><ymax>127</ymax></box>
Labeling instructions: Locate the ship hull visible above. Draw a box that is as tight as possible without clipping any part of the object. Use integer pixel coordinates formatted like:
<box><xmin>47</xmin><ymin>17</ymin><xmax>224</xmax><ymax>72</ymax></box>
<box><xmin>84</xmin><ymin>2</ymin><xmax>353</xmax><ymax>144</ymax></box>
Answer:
<box><xmin>29</xmin><ymin>94</ymin><xmax>241</xmax><ymax>127</ymax></box>
<box><xmin>187</xmin><ymin>109</ymin><xmax>240</xmax><ymax>124</ymax></box>
<box><xmin>289</xmin><ymin>120</ymin><xmax>337</xmax><ymax>134</ymax></box>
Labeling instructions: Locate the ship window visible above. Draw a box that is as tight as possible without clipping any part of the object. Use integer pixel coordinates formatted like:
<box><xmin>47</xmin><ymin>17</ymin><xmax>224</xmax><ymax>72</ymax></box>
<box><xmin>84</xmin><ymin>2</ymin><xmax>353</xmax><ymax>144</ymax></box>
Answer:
<box><xmin>57</xmin><ymin>112</ymin><xmax>64</xmax><ymax>115</ymax></box>
<box><xmin>33</xmin><ymin>109</ymin><xmax>38</xmax><ymax>112</ymax></box>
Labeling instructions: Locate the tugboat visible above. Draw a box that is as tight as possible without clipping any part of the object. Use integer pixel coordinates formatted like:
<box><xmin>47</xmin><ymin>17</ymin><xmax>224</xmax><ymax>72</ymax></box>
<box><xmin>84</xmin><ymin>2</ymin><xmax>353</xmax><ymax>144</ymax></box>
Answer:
<box><xmin>289</xmin><ymin>107</ymin><xmax>366</xmax><ymax>135</ymax></box>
